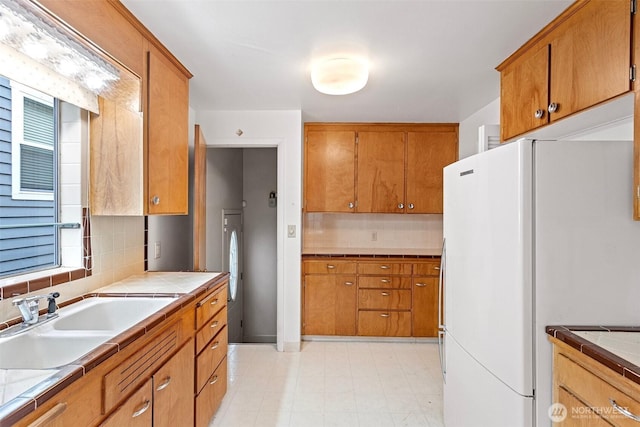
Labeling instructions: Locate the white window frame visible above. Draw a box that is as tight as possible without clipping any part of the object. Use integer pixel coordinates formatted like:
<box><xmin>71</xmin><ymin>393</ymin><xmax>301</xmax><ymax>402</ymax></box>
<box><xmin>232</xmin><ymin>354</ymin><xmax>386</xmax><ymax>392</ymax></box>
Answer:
<box><xmin>10</xmin><ymin>80</ymin><xmax>55</xmax><ymax>201</ymax></box>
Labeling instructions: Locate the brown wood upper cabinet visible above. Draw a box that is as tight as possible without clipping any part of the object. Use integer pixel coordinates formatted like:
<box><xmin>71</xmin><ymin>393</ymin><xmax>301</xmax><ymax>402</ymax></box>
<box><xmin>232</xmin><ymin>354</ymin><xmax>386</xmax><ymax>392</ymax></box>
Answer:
<box><xmin>497</xmin><ymin>0</ymin><xmax>632</xmax><ymax>142</ymax></box>
<box><xmin>304</xmin><ymin>123</ymin><xmax>458</xmax><ymax>214</ymax></box>
<box><xmin>305</xmin><ymin>129</ymin><xmax>357</xmax><ymax>212</ymax></box>
<box><xmin>39</xmin><ymin>0</ymin><xmax>192</xmax><ymax>215</ymax></box>
<box><xmin>146</xmin><ymin>45</ymin><xmax>190</xmax><ymax>214</ymax></box>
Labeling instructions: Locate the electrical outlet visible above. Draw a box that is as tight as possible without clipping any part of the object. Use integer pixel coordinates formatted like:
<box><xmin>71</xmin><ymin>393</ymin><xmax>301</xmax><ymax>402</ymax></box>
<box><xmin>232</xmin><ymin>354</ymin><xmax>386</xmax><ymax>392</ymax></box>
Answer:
<box><xmin>154</xmin><ymin>241</ymin><xmax>161</xmax><ymax>259</ymax></box>
<box><xmin>287</xmin><ymin>225</ymin><xmax>296</xmax><ymax>238</ymax></box>
<box><xmin>371</xmin><ymin>231</ymin><xmax>377</xmax><ymax>241</ymax></box>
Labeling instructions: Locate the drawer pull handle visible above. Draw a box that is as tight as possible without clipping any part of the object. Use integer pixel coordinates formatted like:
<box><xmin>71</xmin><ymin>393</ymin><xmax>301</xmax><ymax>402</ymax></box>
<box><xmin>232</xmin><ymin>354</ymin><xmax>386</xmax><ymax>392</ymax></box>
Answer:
<box><xmin>327</xmin><ymin>265</ymin><xmax>336</xmax><ymax>269</ymax></box>
<box><xmin>433</xmin><ymin>266</ymin><xmax>440</xmax><ymax>270</ymax></box>
<box><xmin>211</xmin><ymin>298</ymin><xmax>219</xmax><ymax>305</ymax></box>
<box><xmin>30</xmin><ymin>402</ymin><xmax>67</xmax><ymax>426</ymax></box>
<box><xmin>344</xmin><ymin>281</ymin><xmax>354</xmax><ymax>286</ymax></box>
<box><xmin>381</xmin><ymin>292</ymin><xmax>390</xmax><ymax>296</ymax></box>
<box><xmin>380</xmin><ymin>265</ymin><xmax>390</xmax><ymax>270</ymax></box>
<box><xmin>609</xmin><ymin>398</ymin><xmax>640</xmax><ymax>421</ymax></box>
<box><xmin>211</xmin><ymin>341</ymin><xmax>220</xmax><ymax>350</ymax></box>
<box><xmin>380</xmin><ymin>313</ymin><xmax>390</xmax><ymax>318</ymax></box>
<box><xmin>416</xmin><ymin>283</ymin><xmax>427</xmax><ymax>287</ymax></box>
<box><xmin>381</xmin><ymin>279</ymin><xmax>390</xmax><ymax>283</ymax></box>
<box><xmin>156</xmin><ymin>377</ymin><xmax>172</xmax><ymax>391</ymax></box>
<box><xmin>211</xmin><ymin>321</ymin><xmax>219</xmax><ymax>328</ymax></box>
<box><xmin>210</xmin><ymin>375</ymin><xmax>219</xmax><ymax>385</ymax></box>
<box><xmin>132</xmin><ymin>400</ymin><xmax>151</xmax><ymax>418</ymax></box>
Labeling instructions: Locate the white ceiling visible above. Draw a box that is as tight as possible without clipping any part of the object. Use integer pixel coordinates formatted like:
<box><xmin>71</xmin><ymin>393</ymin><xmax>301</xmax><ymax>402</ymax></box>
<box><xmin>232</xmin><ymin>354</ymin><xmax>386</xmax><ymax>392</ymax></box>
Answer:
<box><xmin>121</xmin><ymin>0</ymin><xmax>571</xmax><ymax>123</ymax></box>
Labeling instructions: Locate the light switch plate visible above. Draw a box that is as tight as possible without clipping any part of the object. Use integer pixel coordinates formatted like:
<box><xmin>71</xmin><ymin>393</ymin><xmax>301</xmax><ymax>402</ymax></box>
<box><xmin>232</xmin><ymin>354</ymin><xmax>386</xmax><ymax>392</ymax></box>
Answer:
<box><xmin>287</xmin><ymin>225</ymin><xmax>296</xmax><ymax>238</ymax></box>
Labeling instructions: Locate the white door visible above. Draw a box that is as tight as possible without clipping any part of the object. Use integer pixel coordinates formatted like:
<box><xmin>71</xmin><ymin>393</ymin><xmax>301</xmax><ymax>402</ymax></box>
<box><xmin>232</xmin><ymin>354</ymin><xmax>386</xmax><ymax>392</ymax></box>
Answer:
<box><xmin>223</xmin><ymin>210</ymin><xmax>243</xmax><ymax>343</ymax></box>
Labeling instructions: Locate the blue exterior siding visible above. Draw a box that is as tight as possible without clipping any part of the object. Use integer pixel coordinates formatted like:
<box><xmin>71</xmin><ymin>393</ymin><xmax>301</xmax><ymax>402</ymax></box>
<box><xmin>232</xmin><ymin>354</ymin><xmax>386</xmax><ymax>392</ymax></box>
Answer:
<box><xmin>0</xmin><ymin>77</ymin><xmax>56</xmax><ymax>277</ymax></box>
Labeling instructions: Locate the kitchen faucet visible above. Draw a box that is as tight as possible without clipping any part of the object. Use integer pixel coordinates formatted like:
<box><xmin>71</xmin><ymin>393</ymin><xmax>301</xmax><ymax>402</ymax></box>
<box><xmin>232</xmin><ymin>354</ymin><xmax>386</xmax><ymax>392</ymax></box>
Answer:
<box><xmin>12</xmin><ymin>292</ymin><xmax>60</xmax><ymax>326</ymax></box>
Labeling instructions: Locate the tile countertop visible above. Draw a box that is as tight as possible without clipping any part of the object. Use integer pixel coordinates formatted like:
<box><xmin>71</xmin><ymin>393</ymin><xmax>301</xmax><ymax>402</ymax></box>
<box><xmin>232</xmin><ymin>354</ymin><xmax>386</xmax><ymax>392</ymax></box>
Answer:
<box><xmin>546</xmin><ymin>326</ymin><xmax>640</xmax><ymax>387</ymax></box>
<box><xmin>302</xmin><ymin>248</ymin><xmax>442</xmax><ymax>257</ymax></box>
<box><xmin>0</xmin><ymin>271</ymin><xmax>227</xmax><ymax>426</ymax></box>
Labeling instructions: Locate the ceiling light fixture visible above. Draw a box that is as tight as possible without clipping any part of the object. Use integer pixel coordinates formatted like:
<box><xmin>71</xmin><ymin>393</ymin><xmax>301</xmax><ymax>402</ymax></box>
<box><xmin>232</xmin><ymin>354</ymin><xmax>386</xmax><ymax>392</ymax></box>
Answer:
<box><xmin>311</xmin><ymin>57</ymin><xmax>369</xmax><ymax>95</ymax></box>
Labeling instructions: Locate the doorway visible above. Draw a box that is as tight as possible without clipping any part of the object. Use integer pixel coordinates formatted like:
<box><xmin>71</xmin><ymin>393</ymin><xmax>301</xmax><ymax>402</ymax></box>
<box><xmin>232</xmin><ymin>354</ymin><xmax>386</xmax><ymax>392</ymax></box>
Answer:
<box><xmin>206</xmin><ymin>147</ymin><xmax>277</xmax><ymax>344</ymax></box>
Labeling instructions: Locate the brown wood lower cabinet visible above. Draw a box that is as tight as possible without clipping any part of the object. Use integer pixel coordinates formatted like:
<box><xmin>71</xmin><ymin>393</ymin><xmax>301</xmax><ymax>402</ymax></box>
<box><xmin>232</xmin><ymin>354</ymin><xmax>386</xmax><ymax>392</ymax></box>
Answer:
<box><xmin>412</xmin><ymin>277</ymin><xmax>439</xmax><ymax>337</ymax></box>
<box><xmin>551</xmin><ymin>337</ymin><xmax>640</xmax><ymax>427</ymax></box>
<box><xmin>194</xmin><ymin>285</ymin><xmax>229</xmax><ymax>426</ymax></box>
<box><xmin>14</xmin><ymin>279</ymin><xmax>229</xmax><ymax>427</ymax></box>
<box><xmin>302</xmin><ymin>257</ymin><xmax>440</xmax><ymax>338</ymax></box>
<box><xmin>196</xmin><ymin>356</ymin><xmax>228</xmax><ymax>427</ymax></box>
<box><xmin>357</xmin><ymin>311</ymin><xmax>412</xmax><ymax>337</ymax></box>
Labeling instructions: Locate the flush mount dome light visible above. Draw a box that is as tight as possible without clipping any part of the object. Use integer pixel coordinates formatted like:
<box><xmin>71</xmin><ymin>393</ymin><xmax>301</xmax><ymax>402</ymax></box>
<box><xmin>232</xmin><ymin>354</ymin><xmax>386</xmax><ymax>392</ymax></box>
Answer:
<box><xmin>311</xmin><ymin>57</ymin><xmax>369</xmax><ymax>95</ymax></box>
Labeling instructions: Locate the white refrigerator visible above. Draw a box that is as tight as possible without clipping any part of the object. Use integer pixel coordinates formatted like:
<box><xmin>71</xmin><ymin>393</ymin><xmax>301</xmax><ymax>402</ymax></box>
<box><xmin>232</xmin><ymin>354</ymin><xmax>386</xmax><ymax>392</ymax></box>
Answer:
<box><xmin>441</xmin><ymin>138</ymin><xmax>640</xmax><ymax>427</ymax></box>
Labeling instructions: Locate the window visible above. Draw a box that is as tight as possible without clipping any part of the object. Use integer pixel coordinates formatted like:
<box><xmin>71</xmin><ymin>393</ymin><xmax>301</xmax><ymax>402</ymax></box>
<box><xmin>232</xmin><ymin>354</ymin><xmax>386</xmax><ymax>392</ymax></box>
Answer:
<box><xmin>0</xmin><ymin>77</ymin><xmax>59</xmax><ymax>277</ymax></box>
<box><xmin>10</xmin><ymin>81</ymin><xmax>56</xmax><ymax>200</ymax></box>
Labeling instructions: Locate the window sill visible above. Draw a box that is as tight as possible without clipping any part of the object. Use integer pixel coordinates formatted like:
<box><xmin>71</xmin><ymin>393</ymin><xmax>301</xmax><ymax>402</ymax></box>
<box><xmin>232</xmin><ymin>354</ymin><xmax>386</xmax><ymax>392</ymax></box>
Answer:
<box><xmin>0</xmin><ymin>266</ymin><xmax>90</xmax><ymax>300</ymax></box>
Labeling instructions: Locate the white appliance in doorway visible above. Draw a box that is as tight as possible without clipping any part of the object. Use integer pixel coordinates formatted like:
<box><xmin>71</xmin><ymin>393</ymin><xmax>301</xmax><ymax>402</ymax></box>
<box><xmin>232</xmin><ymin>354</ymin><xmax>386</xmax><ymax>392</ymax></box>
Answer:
<box><xmin>223</xmin><ymin>209</ymin><xmax>243</xmax><ymax>343</ymax></box>
<box><xmin>441</xmin><ymin>138</ymin><xmax>640</xmax><ymax>427</ymax></box>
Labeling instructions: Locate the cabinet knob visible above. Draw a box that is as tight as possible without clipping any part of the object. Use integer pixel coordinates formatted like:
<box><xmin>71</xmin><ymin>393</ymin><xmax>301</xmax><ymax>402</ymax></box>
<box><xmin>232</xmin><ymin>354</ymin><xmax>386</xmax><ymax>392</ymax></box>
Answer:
<box><xmin>547</xmin><ymin>103</ymin><xmax>559</xmax><ymax>114</ymax></box>
<box><xmin>398</xmin><ymin>203</ymin><xmax>404</xmax><ymax>209</ymax></box>
<box><xmin>151</xmin><ymin>196</ymin><xmax>160</xmax><ymax>205</ymax></box>
<box><xmin>348</xmin><ymin>202</ymin><xmax>354</xmax><ymax>209</ymax></box>
<box><xmin>408</xmin><ymin>203</ymin><xmax>415</xmax><ymax>210</ymax></box>
<box><xmin>534</xmin><ymin>109</ymin><xmax>545</xmax><ymax>119</ymax></box>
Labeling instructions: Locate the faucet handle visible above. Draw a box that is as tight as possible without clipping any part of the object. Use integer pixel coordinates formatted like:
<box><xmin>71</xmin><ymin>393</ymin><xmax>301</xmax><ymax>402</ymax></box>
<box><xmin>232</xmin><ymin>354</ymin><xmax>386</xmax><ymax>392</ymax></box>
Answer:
<box><xmin>46</xmin><ymin>292</ymin><xmax>60</xmax><ymax>316</ymax></box>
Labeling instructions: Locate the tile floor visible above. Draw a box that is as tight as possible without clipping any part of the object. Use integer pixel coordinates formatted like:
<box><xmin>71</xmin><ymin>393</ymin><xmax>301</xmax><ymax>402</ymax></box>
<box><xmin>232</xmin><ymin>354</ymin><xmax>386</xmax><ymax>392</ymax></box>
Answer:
<box><xmin>210</xmin><ymin>341</ymin><xmax>444</xmax><ymax>427</ymax></box>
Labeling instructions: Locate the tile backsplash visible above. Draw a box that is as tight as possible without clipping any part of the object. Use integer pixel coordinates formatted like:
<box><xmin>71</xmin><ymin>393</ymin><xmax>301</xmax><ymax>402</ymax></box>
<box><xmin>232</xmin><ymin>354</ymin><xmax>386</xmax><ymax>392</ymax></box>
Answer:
<box><xmin>303</xmin><ymin>213</ymin><xmax>443</xmax><ymax>255</ymax></box>
<box><xmin>0</xmin><ymin>216</ymin><xmax>145</xmax><ymax>323</ymax></box>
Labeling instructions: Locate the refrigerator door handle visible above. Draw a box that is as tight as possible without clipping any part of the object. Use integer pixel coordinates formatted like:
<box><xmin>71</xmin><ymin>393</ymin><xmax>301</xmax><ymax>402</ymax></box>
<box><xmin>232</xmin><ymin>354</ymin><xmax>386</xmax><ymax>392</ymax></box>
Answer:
<box><xmin>437</xmin><ymin>238</ymin><xmax>446</xmax><ymax>382</ymax></box>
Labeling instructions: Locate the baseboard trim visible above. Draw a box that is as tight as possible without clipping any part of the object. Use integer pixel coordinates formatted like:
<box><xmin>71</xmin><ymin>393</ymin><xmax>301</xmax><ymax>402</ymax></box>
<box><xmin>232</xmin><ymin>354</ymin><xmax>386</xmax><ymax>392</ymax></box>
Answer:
<box><xmin>301</xmin><ymin>335</ymin><xmax>437</xmax><ymax>344</ymax></box>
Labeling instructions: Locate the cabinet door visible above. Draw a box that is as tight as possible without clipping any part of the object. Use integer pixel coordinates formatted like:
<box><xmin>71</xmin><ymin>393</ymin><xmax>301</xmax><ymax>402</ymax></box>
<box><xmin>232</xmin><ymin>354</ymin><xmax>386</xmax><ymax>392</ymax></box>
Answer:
<box><xmin>406</xmin><ymin>131</ymin><xmax>457</xmax><ymax>214</ymax></box>
<box><xmin>412</xmin><ymin>277</ymin><xmax>438</xmax><ymax>337</ymax></box>
<box><xmin>357</xmin><ymin>131</ymin><xmax>405</xmax><ymax>213</ymax></box>
<box><xmin>147</xmin><ymin>46</ymin><xmax>190</xmax><ymax>214</ymax></box>
<box><xmin>100</xmin><ymin>379</ymin><xmax>152</xmax><ymax>427</ymax></box>
<box><xmin>556</xmin><ymin>387</ymin><xmax>610</xmax><ymax>427</ymax></box>
<box><xmin>303</xmin><ymin>274</ymin><xmax>356</xmax><ymax>335</ymax></box>
<box><xmin>549</xmin><ymin>0</ymin><xmax>631</xmax><ymax>122</ymax></box>
<box><xmin>305</xmin><ymin>130</ymin><xmax>356</xmax><ymax>212</ymax></box>
<box><xmin>153</xmin><ymin>341</ymin><xmax>195</xmax><ymax>427</ymax></box>
<box><xmin>500</xmin><ymin>44</ymin><xmax>549</xmax><ymax>141</ymax></box>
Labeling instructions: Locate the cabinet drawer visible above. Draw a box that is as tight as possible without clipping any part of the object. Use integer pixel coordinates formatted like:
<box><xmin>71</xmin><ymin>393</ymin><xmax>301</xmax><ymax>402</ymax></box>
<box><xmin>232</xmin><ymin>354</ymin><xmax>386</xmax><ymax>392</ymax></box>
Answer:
<box><xmin>357</xmin><ymin>311</ymin><xmax>411</xmax><ymax>337</ymax></box>
<box><xmin>100</xmin><ymin>379</ymin><xmax>152</xmax><ymax>426</ymax></box>
<box><xmin>358</xmin><ymin>262</ymin><xmax>411</xmax><ymax>275</ymax></box>
<box><xmin>196</xmin><ymin>325</ymin><xmax>228</xmax><ymax>394</ymax></box>
<box><xmin>196</xmin><ymin>305</ymin><xmax>227</xmax><ymax>355</ymax></box>
<box><xmin>195</xmin><ymin>356</ymin><xmax>228</xmax><ymax>427</ymax></box>
<box><xmin>358</xmin><ymin>289</ymin><xmax>411</xmax><ymax>310</ymax></box>
<box><xmin>103</xmin><ymin>322</ymin><xmax>181</xmax><ymax>413</ymax></box>
<box><xmin>196</xmin><ymin>286</ymin><xmax>227</xmax><ymax>330</ymax></box>
<box><xmin>358</xmin><ymin>276</ymin><xmax>411</xmax><ymax>289</ymax></box>
<box><xmin>304</xmin><ymin>260</ymin><xmax>357</xmax><ymax>274</ymax></box>
<box><xmin>413</xmin><ymin>262</ymin><xmax>441</xmax><ymax>277</ymax></box>
<box><xmin>557</xmin><ymin>353</ymin><xmax>640</xmax><ymax>426</ymax></box>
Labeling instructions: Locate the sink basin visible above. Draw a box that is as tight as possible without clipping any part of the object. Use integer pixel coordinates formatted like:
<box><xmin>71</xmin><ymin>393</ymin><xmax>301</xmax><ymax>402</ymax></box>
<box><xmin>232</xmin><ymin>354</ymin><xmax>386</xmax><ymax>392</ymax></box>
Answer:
<box><xmin>0</xmin><ymin>297</ymin><xmax>177</xmax><ymax>369</ymax></box>
<box><xmin>51</xmin><ymin>297</ymin><xmax>176</xmax><ymax>332</ymax></box>
<box><xmin>0</xmin><ymin>332</ymin><xmax>110</xmax><ymax>369</ymax></box>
